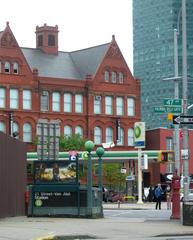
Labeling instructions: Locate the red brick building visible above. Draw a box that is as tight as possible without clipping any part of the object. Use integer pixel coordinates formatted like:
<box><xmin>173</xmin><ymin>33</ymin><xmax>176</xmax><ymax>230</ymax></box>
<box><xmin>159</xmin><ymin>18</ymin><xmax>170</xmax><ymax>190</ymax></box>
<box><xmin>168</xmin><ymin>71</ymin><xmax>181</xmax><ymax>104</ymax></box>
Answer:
<box><xmin>0</xmin><ymin>22</ymin><xmax>140</xmax><ymax>152</ymax></box>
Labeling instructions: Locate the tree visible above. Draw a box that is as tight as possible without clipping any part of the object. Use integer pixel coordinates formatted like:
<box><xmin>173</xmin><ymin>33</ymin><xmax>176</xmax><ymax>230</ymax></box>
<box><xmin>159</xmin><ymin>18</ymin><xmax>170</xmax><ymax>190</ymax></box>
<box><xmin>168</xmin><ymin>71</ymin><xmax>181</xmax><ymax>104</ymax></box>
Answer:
<box><xmin>59</xmin><ymin>134</ymin><xmax>86</xmax><ymax>151</ymax></box>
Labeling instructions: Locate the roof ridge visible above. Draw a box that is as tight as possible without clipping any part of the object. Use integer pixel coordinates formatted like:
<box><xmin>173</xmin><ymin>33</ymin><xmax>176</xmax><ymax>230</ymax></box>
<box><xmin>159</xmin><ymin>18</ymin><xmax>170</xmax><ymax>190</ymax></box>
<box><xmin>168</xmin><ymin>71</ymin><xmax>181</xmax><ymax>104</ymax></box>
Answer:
<box><xmin>70</xmin><ymin>42</ymin><xmax>110</xmax><ymax>54</ymax></box>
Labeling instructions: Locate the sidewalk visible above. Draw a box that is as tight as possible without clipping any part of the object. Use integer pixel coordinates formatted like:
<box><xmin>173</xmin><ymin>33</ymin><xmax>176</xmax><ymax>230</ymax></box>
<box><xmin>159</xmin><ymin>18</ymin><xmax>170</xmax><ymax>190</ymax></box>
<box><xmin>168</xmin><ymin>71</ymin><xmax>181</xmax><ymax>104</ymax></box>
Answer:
<box><xmin>0</xmin><ymin>203</ymin><xmax>192</xmax><ymax>240</ymax></box>
<box><xmin>103</xmin><ymin>201</ymin><xmax>159</xmax><ymax>210</ymax></box>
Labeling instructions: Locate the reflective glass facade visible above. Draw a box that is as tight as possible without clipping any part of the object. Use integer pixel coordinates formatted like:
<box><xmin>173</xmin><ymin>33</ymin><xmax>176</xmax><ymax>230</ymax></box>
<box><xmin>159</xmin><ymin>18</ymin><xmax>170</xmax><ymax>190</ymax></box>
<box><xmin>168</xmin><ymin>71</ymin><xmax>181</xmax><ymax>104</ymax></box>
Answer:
<box><xmin>133</xmin><ymin>0</ymin><xmax>193</xmax><ymax>128</ymax></box>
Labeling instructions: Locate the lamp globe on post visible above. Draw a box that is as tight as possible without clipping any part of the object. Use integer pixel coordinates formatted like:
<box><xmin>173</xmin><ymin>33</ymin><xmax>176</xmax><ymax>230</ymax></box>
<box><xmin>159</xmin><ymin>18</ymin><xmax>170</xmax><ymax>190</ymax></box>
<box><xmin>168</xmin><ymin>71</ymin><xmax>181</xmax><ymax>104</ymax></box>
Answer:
<box><xmin>85</xmin><ymin>140</ymin><xmax>95</xmax><ymax>216</ymax></box>
<box><xmin>96</xmin><ymin>147</ymin><xmax>105</xmax><ymax>216</ymax></box>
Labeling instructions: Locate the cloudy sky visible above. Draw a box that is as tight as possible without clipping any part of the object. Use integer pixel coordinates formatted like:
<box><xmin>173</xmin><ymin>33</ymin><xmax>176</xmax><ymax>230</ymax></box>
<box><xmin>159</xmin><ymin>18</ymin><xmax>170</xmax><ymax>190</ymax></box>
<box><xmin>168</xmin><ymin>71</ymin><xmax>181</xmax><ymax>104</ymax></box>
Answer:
<box><xmin>0</xmin><ymin>0</ymin><xmax>133</xmax><ymax>72</ymax></box>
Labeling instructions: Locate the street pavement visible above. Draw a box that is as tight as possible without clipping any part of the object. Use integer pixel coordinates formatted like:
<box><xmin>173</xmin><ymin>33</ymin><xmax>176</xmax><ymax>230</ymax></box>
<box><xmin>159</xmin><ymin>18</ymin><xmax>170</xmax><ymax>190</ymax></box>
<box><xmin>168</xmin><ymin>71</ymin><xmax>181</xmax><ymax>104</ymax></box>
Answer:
<box><xmin>0</xmin><ymin>202</ymin><xmax>193</xmax><ymax>240</ymax></box>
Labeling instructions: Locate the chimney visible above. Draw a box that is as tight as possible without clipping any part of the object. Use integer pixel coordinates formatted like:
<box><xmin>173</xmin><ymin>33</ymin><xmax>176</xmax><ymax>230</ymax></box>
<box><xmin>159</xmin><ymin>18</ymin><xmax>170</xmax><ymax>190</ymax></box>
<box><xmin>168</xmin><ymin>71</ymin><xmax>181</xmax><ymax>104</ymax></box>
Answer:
<box><xmin>35</xmin><ymin>23</ymin><xmax>59</xmax><ymax>55</ymax></box>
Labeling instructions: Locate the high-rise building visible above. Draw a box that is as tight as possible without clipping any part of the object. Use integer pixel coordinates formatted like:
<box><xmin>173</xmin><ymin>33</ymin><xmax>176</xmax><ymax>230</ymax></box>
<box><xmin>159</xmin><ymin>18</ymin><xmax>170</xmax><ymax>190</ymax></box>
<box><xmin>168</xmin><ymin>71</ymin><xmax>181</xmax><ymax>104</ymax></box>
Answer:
<box><xmin>133</xmin><ymin>0</ymin><xmax>193</xmax><ymax>129</ymax></box>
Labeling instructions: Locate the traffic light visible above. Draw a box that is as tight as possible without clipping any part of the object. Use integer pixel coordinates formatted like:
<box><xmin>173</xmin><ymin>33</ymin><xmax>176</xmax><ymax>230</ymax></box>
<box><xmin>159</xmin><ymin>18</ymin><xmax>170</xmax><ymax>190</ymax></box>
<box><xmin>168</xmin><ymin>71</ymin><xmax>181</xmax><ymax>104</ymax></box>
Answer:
<box><xmin>158</xmin><ymin>151</ymin><xmax>173</xmax><ymax>163</ymax></box>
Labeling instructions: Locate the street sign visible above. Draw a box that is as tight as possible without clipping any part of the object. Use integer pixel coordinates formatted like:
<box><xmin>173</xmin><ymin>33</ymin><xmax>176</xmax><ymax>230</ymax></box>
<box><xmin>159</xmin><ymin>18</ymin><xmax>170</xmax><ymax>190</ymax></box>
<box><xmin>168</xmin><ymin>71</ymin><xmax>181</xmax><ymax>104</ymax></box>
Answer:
<box><xmin>154</xmin><ymin>106</ymin><xmax>181</xmax><ymax>113</ymax></box>
<box><xmin>173</xmin><ymin>115</ymin><xmax>193</xmax><ymax>124</ymax></box>
<box><xmin>164</xmin><ymin>98</ymin><xmax>183</xmax><ymax>107</ymax></box>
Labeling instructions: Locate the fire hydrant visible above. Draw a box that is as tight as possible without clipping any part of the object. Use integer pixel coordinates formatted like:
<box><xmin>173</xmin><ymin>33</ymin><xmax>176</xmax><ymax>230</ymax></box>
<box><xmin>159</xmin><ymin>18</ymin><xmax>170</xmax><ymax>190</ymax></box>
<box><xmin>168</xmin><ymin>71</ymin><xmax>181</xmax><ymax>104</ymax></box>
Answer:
<box><xmin>171</xmin><ymin>173</ymin><xmax>181</xmax><ymax>219</ymax></box>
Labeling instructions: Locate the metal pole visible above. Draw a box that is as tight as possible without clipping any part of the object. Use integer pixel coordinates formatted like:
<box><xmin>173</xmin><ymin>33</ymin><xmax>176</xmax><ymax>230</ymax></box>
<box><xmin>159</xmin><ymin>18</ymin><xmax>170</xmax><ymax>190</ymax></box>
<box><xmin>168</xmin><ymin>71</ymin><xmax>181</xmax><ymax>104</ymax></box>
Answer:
<box><xmin>182</xmin><ymin>0</ymin><xmax>189</xmax><ymax>202</ymax></box>
<box><xmin>98</xmin><ymin>156</ymin><xmax>103</xmax><ymax>215</ymax></box>
<box><xmin>174</xmin><ymin>29</ymin><xmax>180</xmax><ymax>174</ymax></box>
<box><xmin>137</xmin><ymin>148</ymin><xmax>143</xmax><ymax>204</ymax></box>
<box><xmin>87</xmin><ymin>151</ymin><xmax>93</xmax><ymax>215</ymax></box>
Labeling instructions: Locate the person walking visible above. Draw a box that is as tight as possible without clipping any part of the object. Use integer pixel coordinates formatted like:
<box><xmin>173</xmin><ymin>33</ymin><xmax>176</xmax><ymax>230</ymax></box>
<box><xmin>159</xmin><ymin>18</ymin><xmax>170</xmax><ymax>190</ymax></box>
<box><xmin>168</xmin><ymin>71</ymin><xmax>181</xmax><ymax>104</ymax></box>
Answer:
<box><xmin>155</xmin><ymin>183</ymin><xmax>163</xmax><ymax>210</ymax></box>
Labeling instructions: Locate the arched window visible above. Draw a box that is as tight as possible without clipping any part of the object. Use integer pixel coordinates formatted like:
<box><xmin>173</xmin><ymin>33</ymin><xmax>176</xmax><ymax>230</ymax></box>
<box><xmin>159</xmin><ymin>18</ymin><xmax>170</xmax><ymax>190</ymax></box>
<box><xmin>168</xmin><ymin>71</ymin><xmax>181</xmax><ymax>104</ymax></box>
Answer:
<box><xmin>13</xmin><ymin>62</ymin><xmax>19</xmax><ymax>74</ymax></box>
<box><xmin>106</xmin><ymin>127</ymin><xmax>113</xmax><ymax>143</ymax></box>
<box><xmin>127</xmin><ymin>98</ymin><xmax>135</xmax><ymax>116</ymax></box>
<box><xmin>94</xmin><ymin>127</ymin><xmax>102</xmax><ymax>144</ymax></box>
<box><xmin>23</xmin><ymin>123</ymin><xmax>32</xmax><ymax>142</ymax></box>
<box><xmin>13</xmin><ymin>122</ymin><xmax>19</xmax><ymax>139</ymax></box>
<box><xmin>52</xmin><ymin>92</ymin><xmax>60</xmax><ymax>112</ymax></box>
<box><xmin>75</xmin><ymin>94</ymin><xmax>83</xmax><ymax>113</ymax></box>
<box><xmin>4</xmin><ymin>62</ymin><xmax>10</xmax><ymax>73</ymax></box>
<box><xmin>64</xmin><ymin>125</ymin><xmax>72</xmax><ymax>137</ymax></box>
<box><xmin>117</xmin><ymin>128</ymin><xmax>124</xmax><ymax>146</ymax></box>
<box><xmin>116</xmin><ymin>97</ymin><xmax>124</xmax><ymax>115</ymax></box>
<box><xmin>75</xmin><ymin>126</ymin><xmax>83</xmax><ymax>138</ymax></box>
<box><xmin>0</xmin><ymin>121</ymin><xmax>6</xmax><ymax>133</ymax></box>
<box><xmin>118</xmin><ymin>72</ymin><xmax>124</xmax><ymax>83</ymax></box>
<box><xmin>128</xmin><ymin>128</ymin><xmax>134</xmax><ymax>146</ymax></box>
<box><xmin>104</xmin><ymin>70</ymin><xmax>110</xmax><ymax>82</ymax></box>
<box><xmin>111</xmin><ymin>71</ymin><xmax>117</xmax><ymax>83</ymax></box>
<box><xmin>64</xmin><ymin>93</ymin><xmax>72</xmax><ymax>112</ymax></box>
<box><xmin>0</xmin><ymin>87</ymin><xmax>6</xmax><ymax>108</ymax></box>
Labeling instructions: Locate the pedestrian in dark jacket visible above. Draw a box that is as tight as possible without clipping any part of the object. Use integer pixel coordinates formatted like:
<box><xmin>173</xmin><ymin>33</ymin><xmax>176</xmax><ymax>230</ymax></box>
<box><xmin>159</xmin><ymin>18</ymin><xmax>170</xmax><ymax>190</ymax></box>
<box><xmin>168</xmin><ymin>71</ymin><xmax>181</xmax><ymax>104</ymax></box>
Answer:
<box><xmin>155</xmin><ymin>184</ymin><xmax>163</xmax><ymax>210</ymax></box>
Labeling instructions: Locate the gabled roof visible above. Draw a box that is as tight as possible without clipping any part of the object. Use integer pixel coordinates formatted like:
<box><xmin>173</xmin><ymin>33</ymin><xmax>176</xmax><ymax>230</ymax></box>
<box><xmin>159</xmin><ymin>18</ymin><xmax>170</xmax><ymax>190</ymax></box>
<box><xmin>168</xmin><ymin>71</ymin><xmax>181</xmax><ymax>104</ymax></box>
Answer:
<box><xmin>21</xmin><ymin>43</ymin><xmax>110</xmax><ymax>80</ymax></box>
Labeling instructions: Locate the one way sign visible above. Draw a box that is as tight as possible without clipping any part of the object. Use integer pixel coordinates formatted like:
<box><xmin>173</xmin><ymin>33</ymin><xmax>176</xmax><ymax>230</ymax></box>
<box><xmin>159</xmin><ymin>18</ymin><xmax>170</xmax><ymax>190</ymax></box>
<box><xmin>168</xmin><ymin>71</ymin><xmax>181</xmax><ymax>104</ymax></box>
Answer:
<box><xmin>173</xmin><ymin>115</ymin><xmax>193</xmax><ymax>124</ymax></box>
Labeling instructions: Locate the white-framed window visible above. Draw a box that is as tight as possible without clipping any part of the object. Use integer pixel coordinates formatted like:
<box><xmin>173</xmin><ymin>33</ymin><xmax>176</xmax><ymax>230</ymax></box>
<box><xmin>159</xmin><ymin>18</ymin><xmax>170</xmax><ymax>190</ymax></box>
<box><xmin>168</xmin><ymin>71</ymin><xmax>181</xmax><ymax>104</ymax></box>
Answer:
<box><xmin>23</xmin><ymin>89</ymin><xmax>31</xmax><ymax>110</ymax></box>
<box><xmin>0</xmin><ymin>87</ymin><xmax>6</xmax><ymax>108</ymax></box>
<box><xmin>116</xmin><ymin>97</ymin><xmax>124</xmax><ymax>115</ymax></box>
<box><xmin>112</xmin><ymin>71</ymin><xmax>117</xmax><ymax>83</ymax></box>
<box><xmin>75</xmin><ymin>126</ymin><xmax>83</xmax><ymax>138</ymax></box>
<box><xmin>4</xmin><ymin>62</ymin><xmax>10</xmax><ymax>73</ymax></box>
<box><xmin>41</xmin><ymin>91</ymin><xmax>49</xmax><ymax>111</ymax></box>
<box><xmin>13</xmin><ymin>62</ymin><xmax>19</xmax><ymax>74</ymax></box>
<box><xmin>23</xmin><ymin>123</ymin><xmax>32</xmax><ymax>142</ymax></box>
<box><xmin>75</xmin><ymin>94</ymin><xmax>83</xmax><ymax>113</ymax></box>
<box><xmin>64</xmin><ymin>93</ymin><xmax>72</xmax><ymax>112</ymax></box>
<box><xmin>0</xmin><ymin>121</ymin><xmax>6</xmax><ymax>133</ymax></box>
<box><xmin>104</xmin><ymin>70</ymin><xmax>110</xmax><ymax>82</ymax></box>
<box><xmin>119</xmin><ymin>72</ymin><xmax>124</xmax><ymax>83</ymax></box>
<box><xmin>64</xmin><ymin>125</ymin><xmax>72</xmax><ymax>137</ymax></box>
<box><xmin>94</xmin><ymin>127</ymin><xmax>102</xmax><ymax>144</ymax></box>
<box><xmin>127</xmin><ymin>98</ymin><xmax>135</xmax><ymax>116</ymax></box>
<box><xmin>94</xmin><ymin>96</ymin><xmax>101</xmax><ymax>114</ymax></box>
<box><xmin>52</xmin><ymin>92</ymin><xmax>60</xmax><ymax>112</ymax></box>
<box><xmin>10</xmin><ymin>89</ymin><xmax>19</xmax><ymax>109</ymax></box>
<box><xmin>105</xmin><ymin>96</ymin><xmax>113</xmax><ymax>115</ymax></box>
<box><xmin>117</xmin><ymin>128</ymin><xmax>124</xmax><ymax>146</ymax></box>
<box><xmin>128</xmin><ymin>128</ymin><xmax>134</xmax><ymax>146</ymax></box>
<box><xmin>106</xmin><ymin>127</ymin><xmax>113</xmax><ymax>143</ymax></box>
<box><xmin>13</xmin><ymin>122</ymin><xmax>19</xmax><ymax>139</ymax></box>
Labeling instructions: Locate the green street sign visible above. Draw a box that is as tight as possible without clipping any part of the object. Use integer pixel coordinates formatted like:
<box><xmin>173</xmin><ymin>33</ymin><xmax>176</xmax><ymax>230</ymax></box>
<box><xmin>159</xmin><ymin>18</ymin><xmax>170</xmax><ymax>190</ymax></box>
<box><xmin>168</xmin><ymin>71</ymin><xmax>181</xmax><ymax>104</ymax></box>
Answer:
<box><xmin>154</xmin><ymin>106</ymin><xmax>182</xmax><ymax>113</ymax></box>
<box><xmin>163</xmin><ymin>98</ymin><xmax>182</xmax><ymax>107</ymax></box>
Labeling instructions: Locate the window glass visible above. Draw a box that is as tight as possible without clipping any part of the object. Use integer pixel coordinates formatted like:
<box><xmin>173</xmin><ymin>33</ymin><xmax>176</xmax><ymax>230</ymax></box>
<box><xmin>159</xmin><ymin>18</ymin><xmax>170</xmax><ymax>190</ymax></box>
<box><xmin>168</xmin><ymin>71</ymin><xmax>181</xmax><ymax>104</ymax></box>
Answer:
<box><xmin>38</xmin><ymin>35</ymin><xmax>43</xmax><ymax>47</ymax></box>
<box><xmin>94</xmin><ymin>96</ymin><xmax>101</xmax><ymax>114</ymax></box>
<box><xmin>13</xmin><ymin>122</ymin><xmax>19</xmax><ymax>139</ymax></box>
<box><xmin>128</xmin><ymin>128</ymin><xmax>134</xmax><ymax>146</ymax></box>
<box><xmin>75</xmin><ymin>126</ymin><xmax>83</xmax><ymax>138</ymax></box>
<box><xmin>75</xmin><ymin>94</ymin><xmax>83</xmax><ymax>113</ymax></box>
<box><xmin>13</xmin><ymin>62</ymin><xmax>19</xmax><ymax>74</ymax></box>
<box><xmin>0</xmin><ymin>88</ymin><xmax>6</xmax><ymax>108</ymax></box>
<box><xmin>4</xmin><ymin>62</ymin><xmax>10</xmax><ymax>73</ymax></box>
<box><xmin>23</xmin><ymin>90</ymin><xmax>31</xmax><ymax>110</ymax></box>
<box><xmin>0</xmin><ymin>121</ymin><xmax>6</xmax><ymax>133</ymax></box>
<box><xmin>105</xmin><ymin>96</ymin><xmax>112</xmax><ymax>115</ymax></box>
<box><xmin>127</xmin><ymin>98</ymin><xmax>135</xmax><ymax>116</ymax></box>
<box><xmin>64</xmin><ymin>93</ymin><xmax>72</xmax><ymax>112</ymax></box>
<box><xmin>41</xmin><ymin>91</ymin><xmax>49</xmax><ymax>111</ymax></box>
<box><xmin>112</xmin><ymin>71</ymin><xmax>117</xmax><ymax>83</ymax></box>
<box><xmin>10</xmin><ymin>89</ymin><xmax>19</xmax><ymax>109</ymax></box>
<box><xmin>94</xmin><ymin>127</ymin><xmax>102</xmax><ymax>144</ymax></box>
<box><xmin>64</xmin><ymin>125</ymin><xmax>72</xmax><ymax>137</ymax></box>
<box><xmin>119</xmin><ymin>72</ymin><xmax>124</xmax><ymax>83</ymax></box>
<box><xmin>106</xmin><ymin>127</ymin><xmax>113</xmax><ymax>143</ymax></box>
<box><xmin>23</xmin><ymin>123</ymin><xmax>32</xmax><ymax>142</ymax></box>
<box><xmin>48</xmin><ymin>35</ymin><xmax>55</xmax><ymax>46</ymax></box>
<box><xmin>104</xmin><ymin>70</ymin><xmax>109</xmax><ymax>82</ymax></box>
<box><xmin>0</xmin><ymin>61</ymin><xmax>1</xmax><ymax>73</ymax></box>
<box><xmin>116</xmin><ymin>97</ymin><xmax>124</xmax><ymax>115</ymax></box>
<box><xmin>117</xmin><ymin>128</ymin><xmax>124</xmax><ymax>145</ymax></box>
<box><xmin>52</xmin><ymin>92</ymin><xmax>60</xmax><ymax>112</ymax></box>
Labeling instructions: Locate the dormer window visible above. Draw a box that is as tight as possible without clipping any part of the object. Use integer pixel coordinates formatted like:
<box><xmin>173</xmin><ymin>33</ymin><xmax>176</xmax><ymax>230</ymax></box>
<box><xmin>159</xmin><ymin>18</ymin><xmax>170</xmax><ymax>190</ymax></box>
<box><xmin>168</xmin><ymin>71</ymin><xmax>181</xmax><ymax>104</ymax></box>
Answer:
<box><xmin>4</xmin><ymin>62</ymin><xmax>10</xmax><ymax>73</ymax></box>
<box><xmin>13</xmin><ymin>62</ymin><xmax>19</xmax><ymax>74</ymax></box>
<box><xmin>48</xmin><ymin>35</ymin><xmax>55</xmax><ymax>46</ymax></box>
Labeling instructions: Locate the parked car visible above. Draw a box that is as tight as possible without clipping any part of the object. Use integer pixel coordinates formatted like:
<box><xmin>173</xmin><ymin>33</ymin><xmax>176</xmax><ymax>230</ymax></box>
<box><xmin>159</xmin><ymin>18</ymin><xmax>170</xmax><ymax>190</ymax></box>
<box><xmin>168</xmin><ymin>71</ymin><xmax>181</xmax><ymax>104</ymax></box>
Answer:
<box><xmin>108</xmin><ymin>191</ymin><xmax>124</xmax><ymax>202</ymax></box>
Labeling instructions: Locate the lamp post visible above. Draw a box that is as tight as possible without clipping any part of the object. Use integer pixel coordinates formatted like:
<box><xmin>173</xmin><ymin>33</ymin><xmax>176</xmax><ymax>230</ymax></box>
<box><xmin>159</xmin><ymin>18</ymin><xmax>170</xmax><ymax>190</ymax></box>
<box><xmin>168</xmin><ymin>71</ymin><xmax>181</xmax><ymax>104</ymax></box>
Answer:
<box><xmin>85</xmin><ymin>140</ymin><xmax>95</xmax><ymax>216</ymax></box>
<box><xmin>96</xmin><ymin>147</ymin><xmax>105</xmax><ymax>216</ymax></box>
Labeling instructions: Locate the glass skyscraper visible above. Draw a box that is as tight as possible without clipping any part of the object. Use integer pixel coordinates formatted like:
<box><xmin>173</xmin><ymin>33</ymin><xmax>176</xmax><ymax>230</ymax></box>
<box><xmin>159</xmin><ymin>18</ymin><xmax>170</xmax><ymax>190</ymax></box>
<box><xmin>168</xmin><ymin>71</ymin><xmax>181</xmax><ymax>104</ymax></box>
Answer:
<box><xmin>133</xmin><ymin>0</ymin><xmax>193</xmax><ymax>129</ymax></box>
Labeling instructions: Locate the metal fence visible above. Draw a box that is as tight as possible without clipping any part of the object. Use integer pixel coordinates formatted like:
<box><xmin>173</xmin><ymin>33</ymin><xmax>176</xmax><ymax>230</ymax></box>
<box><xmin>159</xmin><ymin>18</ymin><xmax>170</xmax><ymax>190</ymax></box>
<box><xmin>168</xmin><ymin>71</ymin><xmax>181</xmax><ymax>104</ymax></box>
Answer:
<box><xmin>0</xmin><ymin>133</ymin><xmax>26</xmax><ymax>217</ymax></box>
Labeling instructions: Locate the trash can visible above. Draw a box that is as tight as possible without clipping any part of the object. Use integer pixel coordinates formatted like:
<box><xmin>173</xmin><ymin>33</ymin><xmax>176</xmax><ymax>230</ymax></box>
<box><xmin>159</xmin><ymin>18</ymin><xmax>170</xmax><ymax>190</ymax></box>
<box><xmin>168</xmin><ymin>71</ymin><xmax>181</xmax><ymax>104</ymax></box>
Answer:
<box><xmin>182</xmin><ymin>201</ymin><xmax>193</xmax><ymax>226</ymax></box>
